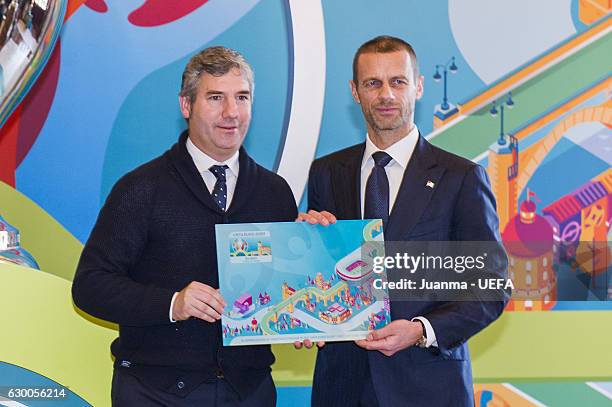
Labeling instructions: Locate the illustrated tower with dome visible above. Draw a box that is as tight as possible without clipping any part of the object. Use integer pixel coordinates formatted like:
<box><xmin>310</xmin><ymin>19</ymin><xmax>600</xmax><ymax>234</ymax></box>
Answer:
<box><xmin>502</xmin><ymin>190</ymin><xmax>557</xmax><ymax>311</ymax></box>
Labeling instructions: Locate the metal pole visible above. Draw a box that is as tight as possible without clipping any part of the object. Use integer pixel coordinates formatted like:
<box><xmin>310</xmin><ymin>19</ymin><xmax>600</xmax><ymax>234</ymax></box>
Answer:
<box><xmin>499</xmin><ymin>104</ymin><xmax>505</xmax><ymax>144</ymax></box>
<box><xmin>442</xmin><ymin>68</ymin><xmax>448</xmax><ymax>110</ymax></box>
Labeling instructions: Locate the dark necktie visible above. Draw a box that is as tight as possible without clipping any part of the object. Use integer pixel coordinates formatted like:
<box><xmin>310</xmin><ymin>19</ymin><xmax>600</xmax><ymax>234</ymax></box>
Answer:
<box><xmin>209</xmin><ymin>165</ymin><xmax>229</xmax><ymax>211</ymax></box>
<box><xmin>364</xmin><ymin>151</ymin><xmax>392</xmax><ymax>227</ymax></box>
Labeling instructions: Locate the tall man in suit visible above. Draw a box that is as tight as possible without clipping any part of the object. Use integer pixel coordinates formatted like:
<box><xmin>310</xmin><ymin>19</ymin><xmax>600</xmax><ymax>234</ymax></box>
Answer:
<box><xmin>72</xmin><ymin>46</ymin><xmax>297</xmax><ymax>406</ymax></box>
<box><xmin>304</xmin><ymin>36</ymin><xmax>509</xmax><ymax>406</ymax></box>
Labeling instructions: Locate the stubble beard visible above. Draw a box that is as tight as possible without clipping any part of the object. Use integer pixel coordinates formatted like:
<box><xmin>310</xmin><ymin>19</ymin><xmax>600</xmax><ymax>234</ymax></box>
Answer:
<box><xmin>365</xmin><ymin>106</ymin><xmax>410</xmax><ymax>134</ymax></box>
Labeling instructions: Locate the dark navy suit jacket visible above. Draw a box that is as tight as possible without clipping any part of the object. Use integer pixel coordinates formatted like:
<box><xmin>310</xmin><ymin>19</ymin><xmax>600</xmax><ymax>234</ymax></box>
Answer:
<box><xmin>308</xmin><ymin>136</ymin><xmax>509</xmax><ymax>407</ymax></box>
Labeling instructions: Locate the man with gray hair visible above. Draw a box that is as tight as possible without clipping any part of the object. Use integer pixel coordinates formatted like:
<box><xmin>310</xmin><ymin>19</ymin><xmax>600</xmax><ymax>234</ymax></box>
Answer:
<box><xmin>72</xmin><ymin>46</ymin><xmax>297</xmax><ymax>406</ymax></box>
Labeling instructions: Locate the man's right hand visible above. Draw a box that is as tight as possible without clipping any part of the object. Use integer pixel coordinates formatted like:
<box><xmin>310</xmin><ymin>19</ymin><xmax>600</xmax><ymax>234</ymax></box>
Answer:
<box><xmin>294</xmin><ymin>339</ymin><xmax>325</xmax><ymax>349</ymax></box>
<box><xmin>172</xmin><ymin>281</ymin><xmax>226</xmax><ymax>322</ymax></box>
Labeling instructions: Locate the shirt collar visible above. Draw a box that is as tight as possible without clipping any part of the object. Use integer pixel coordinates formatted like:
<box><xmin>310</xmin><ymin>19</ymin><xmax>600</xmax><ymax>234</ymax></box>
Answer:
<box><xmin>186</xmin><ymin>136</ymin><xmax>240</xmax><ymax>177</ymax></box>
<box><xmin>361</xmin><ymin>125</ymin><xmax>420</xmax><ymax>170</ymax></box>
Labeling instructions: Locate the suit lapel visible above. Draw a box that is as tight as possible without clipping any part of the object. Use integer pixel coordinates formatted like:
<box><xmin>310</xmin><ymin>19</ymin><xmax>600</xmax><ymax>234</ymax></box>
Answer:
<box><xmin>168</xmin><ymin>132</ymin><xmax>222</xmax><ymax>213</ymax></box>
<box><xmin>330</xmin><ymin>144</ymin><xmax>364</xmax><ymax>219</ymax></box>
<box><xmin>226</xmin><ymin>147</ymin><xmax>258</xmax><ymax>215</ymax></box>
<box><xmin>385</xmin><ymin>136</ymin><xmax>445</xmax><ymax>240</ymax></box>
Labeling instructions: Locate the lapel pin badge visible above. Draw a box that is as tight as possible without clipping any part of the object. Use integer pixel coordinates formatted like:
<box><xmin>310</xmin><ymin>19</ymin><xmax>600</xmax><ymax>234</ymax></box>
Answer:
<box><xmin>426</xmin><ymin>180</ymin><xmax>435</xmax><ymax>189</ymax></box>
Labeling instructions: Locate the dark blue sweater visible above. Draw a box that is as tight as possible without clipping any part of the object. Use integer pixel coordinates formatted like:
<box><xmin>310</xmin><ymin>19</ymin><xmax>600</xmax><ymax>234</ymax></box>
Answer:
<box><xmin>72</xmin><ymin>132</ymin><xmax>298</xmax><ymax>398</ymax></box>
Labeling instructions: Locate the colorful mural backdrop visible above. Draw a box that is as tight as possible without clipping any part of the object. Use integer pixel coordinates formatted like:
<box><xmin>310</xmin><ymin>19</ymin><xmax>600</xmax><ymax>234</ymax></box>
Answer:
<box><xmin>1</xmin><ymin>0</ymin><xmax>611</xmax><ymax>405</ymax></box>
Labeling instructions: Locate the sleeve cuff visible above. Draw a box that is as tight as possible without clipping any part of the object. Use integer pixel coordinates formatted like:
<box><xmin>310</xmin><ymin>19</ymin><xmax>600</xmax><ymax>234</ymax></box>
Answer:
<box><xmin>412</xmin><ymin>316</ymin><xmax>438</xmax><ymax>347</ymax></box>
<box><xmin>169</xmin><ymin>292</ymin><xmax>179</xmax><ymax>322</ymax></box>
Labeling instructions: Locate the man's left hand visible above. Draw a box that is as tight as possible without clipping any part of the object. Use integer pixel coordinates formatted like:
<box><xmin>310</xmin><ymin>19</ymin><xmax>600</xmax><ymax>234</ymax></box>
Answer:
<box><xmin>355</xmin><ymin>319</ymin><xmax>423</xmax><ymax>357</ymax></box>
<box><xmin>295</xmin><ymin>210</ymin><xmax>337</xmax><ymax>226</ymax></box>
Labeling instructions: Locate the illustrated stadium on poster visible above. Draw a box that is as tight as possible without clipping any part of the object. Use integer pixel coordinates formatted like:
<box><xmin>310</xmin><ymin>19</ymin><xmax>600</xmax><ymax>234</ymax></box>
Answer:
<box><xmin>215</xmin><ymin>220</ymin><xmax>391</xmax><ymax>346</ymax></box>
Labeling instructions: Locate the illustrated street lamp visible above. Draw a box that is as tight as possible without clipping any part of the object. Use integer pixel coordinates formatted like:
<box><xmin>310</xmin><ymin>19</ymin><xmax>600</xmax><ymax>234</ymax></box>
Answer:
<box><xmin>433</xmin><ymin>57</ymin><xmax>458</xmax><ymax>111</ymax></box>
<box><xmin>490</xmin><ymin>92</ymin><xmax>515</xmax><ymax>145</ymax></box>
<box><xmin>432</xmin><ymin>57</ymin><xmax>460</xmax><ymax>129</ymax></box>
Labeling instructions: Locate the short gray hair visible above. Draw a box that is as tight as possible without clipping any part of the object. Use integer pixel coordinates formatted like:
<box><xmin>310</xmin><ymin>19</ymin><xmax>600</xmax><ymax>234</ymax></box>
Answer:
<box><xmin>179</xmin><ymin>46</ymin><xmax>254</xmax><ymax>102</ymax></box>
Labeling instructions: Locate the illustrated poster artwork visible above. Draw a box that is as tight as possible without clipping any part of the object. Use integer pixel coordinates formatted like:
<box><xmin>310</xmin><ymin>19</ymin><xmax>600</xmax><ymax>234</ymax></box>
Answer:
<box><xmin>215</xmin><ymin>219</ymin><xmax>391</xmax><ymax>346</ymax></box>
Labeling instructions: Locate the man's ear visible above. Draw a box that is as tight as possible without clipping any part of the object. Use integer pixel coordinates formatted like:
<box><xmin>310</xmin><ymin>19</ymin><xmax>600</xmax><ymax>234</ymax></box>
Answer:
<box><xmin>415</xmin><ymin>75</ymin><xmax>424</xmax><ymax>100</ymax></box>
<box><xmin>179</xmin><ymin>96</ymin><xmax>191</xmax><ymax>119</ymax></box>
<box><xmin>349</xmin><ymin>80</ymin><xmax>360</xmax><ymax>104</ymax></box>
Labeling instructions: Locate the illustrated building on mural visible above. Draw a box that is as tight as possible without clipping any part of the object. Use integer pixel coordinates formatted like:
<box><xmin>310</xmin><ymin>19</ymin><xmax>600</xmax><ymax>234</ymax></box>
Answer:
<box><xmin>503</xmin><ymin>193</ymin><xmax>557</xmax><ymax>311</ymax></box>
<box><xmin>319</xmin><ymin>302</ymin><xmax>351</xmax><ymax>324</ymax></box>
<box><xmin>314</xmin><ymin>271</ymin><xmax>331</xmax><ymax>290</ymax></box>
<box><xmin>542</xmin><ymin>169</ymin><xmax>611</xmax><ymax>275</ymax></box>
<box><xmin>233</xmin><ymin>293</ymin><xmax>253</xmax><ymax>314</ymax></box>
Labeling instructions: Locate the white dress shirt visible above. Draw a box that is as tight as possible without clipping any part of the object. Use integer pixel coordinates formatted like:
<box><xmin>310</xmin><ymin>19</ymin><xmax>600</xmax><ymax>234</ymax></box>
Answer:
<box><xmin>186</xmin><ymin>137</ymin><xmax>240</xmax><ymax>209</ymax></box>
<box><xmin>169</xmin><ymin>137</ymin><xmax>240</xmax><ymax>322</ymax></box>
<box><xmin>360</xmin><ymin>125</ymin><xmax>438</xmax><ymax>347</ymax></box>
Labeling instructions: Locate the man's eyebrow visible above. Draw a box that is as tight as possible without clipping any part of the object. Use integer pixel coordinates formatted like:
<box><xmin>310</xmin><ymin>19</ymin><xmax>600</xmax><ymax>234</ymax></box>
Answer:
<box><xmin>206</xmin><ymin>90</ymin><xmax>251</xmax><ymax>94</ymax></box>
<box><xmin>360</xmin><ymin>75</ymin><xmax>410</xmax><ymax>83</ymax></box>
